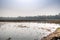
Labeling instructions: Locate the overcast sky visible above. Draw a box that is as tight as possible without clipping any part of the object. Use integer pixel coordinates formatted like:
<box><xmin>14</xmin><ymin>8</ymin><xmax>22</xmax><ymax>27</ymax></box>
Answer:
<box><xmin>0</xmin><ymin>0</ymin><xmax>60</xmax><ymax>17</ymax></box>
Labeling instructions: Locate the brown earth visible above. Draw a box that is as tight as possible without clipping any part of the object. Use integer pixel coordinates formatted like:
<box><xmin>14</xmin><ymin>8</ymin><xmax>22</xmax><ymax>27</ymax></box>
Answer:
<box><xmin>41</xmin><ymin>28</ymin><xmax>60</xmax><ymax>40</ymax></box>
<box><xmin>0</xmin><ymin>20</ymin><xmax>60</xmax><ymax>23</ymax></box>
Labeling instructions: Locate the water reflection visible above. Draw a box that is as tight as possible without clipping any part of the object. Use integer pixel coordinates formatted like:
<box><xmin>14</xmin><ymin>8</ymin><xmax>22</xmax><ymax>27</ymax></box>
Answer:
<box><xmin>0</xmin><ymin>22</ymin><xmax>60</xmax><ymax>40</ymax></box>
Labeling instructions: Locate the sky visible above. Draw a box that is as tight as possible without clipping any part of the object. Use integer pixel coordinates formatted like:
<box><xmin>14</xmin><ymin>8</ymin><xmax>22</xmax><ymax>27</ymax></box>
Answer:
<box><xmin>0</xmin><ymin>0</ymin><xmax>60</xmax><ymax>17</ymax></box>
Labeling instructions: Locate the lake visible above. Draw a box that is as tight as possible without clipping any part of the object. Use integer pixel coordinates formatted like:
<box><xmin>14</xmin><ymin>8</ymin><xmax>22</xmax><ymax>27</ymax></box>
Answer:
<box><xmin>0</xmin><ymin>22</ymin><xmax>60</xmax><ymax>40</ymax></box>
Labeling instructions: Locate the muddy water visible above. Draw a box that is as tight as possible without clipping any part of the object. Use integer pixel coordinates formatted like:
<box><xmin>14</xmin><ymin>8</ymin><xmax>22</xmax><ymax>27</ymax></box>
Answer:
<box><xmin>0</xmin><ymin>22</ymin><xmax>60</xmax><ymax>40</ymax></box>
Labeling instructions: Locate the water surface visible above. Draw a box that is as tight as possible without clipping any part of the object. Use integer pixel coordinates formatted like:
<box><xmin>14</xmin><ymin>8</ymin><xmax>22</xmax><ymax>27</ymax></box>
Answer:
<box><xmin>0</xmin><ymin>22</ymin><xmax>60</xmax><ymax>40</ymax></box>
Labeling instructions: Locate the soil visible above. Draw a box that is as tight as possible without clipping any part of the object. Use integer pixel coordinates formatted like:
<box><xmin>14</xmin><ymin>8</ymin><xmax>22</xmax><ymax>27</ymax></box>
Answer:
<box><xmin>41</xmin><ymin>28</ymin><xmax>60</xmax><ymax>40</ymax></box>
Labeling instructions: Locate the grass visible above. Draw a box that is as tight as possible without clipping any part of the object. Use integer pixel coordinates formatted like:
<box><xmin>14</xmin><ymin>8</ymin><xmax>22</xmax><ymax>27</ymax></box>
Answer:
<box><xmin>56</xmin><ymin>28</ymin><xmax>60</xmax><ymax>31</ymax></box>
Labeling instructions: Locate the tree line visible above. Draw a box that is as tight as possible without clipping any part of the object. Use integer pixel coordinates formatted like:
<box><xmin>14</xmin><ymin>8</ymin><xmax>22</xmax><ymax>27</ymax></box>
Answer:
<box><xmin>0</xmin><ymin>13</ymin><xmax>60</xmax><ymax>20</ymax></box>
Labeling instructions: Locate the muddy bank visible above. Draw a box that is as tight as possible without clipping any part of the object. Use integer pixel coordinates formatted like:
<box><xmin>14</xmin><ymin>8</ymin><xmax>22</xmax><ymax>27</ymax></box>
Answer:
<box><xmin>41</xmin><ymin>28</ymin><xmax>60</xmax><ymax>40</ymax></box>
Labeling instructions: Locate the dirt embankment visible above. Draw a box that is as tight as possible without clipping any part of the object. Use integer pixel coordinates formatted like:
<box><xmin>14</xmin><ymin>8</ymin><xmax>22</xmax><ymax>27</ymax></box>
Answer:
<box><xmin>41</xmin><ymin>28</ymin><xmax>60</xmax><ymax>40</ymax></box>
<box><xmin>0</xmin><ymin>20</ymin><xmax>60</xmax><ymax>23</ymax></box>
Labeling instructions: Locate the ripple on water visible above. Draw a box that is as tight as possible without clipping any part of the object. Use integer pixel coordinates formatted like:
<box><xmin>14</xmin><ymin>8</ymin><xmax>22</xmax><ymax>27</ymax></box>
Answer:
<box><xmin>0</xmin><ymin>22</ymin><xmax>60</xmax><ymax>40</ymax></box>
